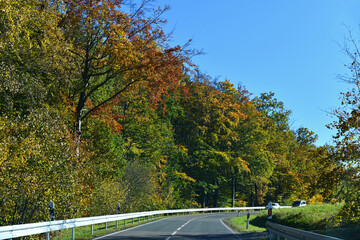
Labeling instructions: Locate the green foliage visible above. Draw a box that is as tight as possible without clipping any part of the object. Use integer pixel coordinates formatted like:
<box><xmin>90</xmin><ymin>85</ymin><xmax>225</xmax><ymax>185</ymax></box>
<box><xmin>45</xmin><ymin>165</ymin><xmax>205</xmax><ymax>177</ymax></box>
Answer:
<box><xmin>253</xmin><ymin>92</ymin><xmax>292</xmax><ymax>131</ymax></box>
<box><xmin>0</xmin><ymin>109</ymin><xmax>91</xmax><ymax>225</ymax></box>
<box><xmin>88</xmin><ymin>181</ymin><xmax>127</xmax><ymax>216</ymax></box>
<box><xmin>0</xmin><ymin>0</ymin><xmax>75</xmax><ymax>114</ymax></box>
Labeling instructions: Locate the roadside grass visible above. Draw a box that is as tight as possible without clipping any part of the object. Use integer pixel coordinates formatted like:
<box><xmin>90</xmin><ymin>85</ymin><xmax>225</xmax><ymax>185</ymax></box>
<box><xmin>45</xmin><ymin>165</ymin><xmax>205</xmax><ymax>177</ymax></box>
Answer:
<box><xmin>52</xmin><ymin>217</ymin><xmax>163</xmax><ymax>240</ymax></box>
<box><xmin>250</xmin><ymin>204</ymin><xmax>344</xmax><ymax>230</ymax></box>
<box><xmin>224</xmin><ymin>214</ymin><xmax>266</xmax><ymax>233</ymax></box>
<box><xmin>236</xmin><ymin>203</ymin><xmax>360</xmax><ymax>240</ymax></box>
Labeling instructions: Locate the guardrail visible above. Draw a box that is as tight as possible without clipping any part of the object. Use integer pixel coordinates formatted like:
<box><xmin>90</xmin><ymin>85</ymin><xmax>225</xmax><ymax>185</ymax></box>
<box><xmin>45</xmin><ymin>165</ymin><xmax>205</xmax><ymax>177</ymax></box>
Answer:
<box><xmin>266</xmin><ymin>221</ymin><xmax>343</xmax><ymax>240</ymax></box>
<box><xmin>0</xmin><ymin>206</ymin><xmax>264</xmax><ymax>240</ymax></box>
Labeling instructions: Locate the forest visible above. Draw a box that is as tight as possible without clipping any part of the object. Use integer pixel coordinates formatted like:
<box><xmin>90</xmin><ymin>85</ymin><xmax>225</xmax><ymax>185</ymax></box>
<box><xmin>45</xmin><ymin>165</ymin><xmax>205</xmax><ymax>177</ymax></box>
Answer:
<box><xmin>1</xmin><ymin>0</ymin><xmax>359</xmax><ymax>226</ymax></box>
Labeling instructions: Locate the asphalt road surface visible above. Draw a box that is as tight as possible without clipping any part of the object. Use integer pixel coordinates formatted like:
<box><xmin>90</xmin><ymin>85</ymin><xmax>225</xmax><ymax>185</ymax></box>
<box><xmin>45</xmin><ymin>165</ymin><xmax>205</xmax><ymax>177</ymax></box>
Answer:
<box><xmin>92</xmin><ymin>212</ymin><xmax>266</xmax><ymax>240</ymax></box>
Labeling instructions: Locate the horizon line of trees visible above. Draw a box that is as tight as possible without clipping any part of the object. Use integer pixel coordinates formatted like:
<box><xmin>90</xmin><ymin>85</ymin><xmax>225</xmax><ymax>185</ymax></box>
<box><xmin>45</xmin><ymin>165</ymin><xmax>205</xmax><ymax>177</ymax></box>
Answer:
<box><xmin>0</xmin><ymin>0</ymin><xmax>359</xmax><ymax>226</ymax></box>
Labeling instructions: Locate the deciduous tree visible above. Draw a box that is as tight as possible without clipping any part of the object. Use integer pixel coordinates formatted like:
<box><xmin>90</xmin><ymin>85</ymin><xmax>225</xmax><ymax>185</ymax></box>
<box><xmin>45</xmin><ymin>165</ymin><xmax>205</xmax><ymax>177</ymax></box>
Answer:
<box><xmin>59</xmin><ymin>0</ymin><xmax>192</xmax><ymax>150</ymax></box>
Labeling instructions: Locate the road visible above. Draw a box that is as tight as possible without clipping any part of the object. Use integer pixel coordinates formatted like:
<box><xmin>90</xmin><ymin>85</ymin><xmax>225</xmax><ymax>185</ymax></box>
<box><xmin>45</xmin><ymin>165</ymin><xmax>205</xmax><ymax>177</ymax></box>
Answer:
<box><xmin>92</xmin><ymin>212</ymin><xmax>266</xmax><ymax>240</ymax></box>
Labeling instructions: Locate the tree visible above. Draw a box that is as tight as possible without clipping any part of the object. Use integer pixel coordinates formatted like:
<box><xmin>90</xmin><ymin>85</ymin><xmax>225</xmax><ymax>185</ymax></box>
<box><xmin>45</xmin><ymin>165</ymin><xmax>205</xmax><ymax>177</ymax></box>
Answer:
<box><xmin>0</xmin><ymin>0</ymin><xmax>92</xmax><ymax>225</ymax></box>
<box><xmin>0</xmin><ymin>109</ymin><xmax>92</xmax><ymax>225</ymax></box>
<box><xmin>328</xmin><ymin>30</ymin><xmax>360</xmax><ymax>221</ymax></box>
<box><xmin>173</xmin><ymin>75</ymin><xmax>268</xmax><ymax>207</ymax></box>
<box><xmin>59</xmin><ymin>0</ymin><xmax>192</xmax><ymax>150</ymax></box>
<box><xmin>295</xmin><ymin>127</ymin><xmax>318</xmax><ymax>146</ymax></box>
<box><xmin>0</xmin><ymin>0</ymin><xmax>75</xmax><ymax>115</ymax></box>
<box><xmin>253</xmin><ymin>92</ymin><xmax>292</xmax><ymax>131</ymax></box>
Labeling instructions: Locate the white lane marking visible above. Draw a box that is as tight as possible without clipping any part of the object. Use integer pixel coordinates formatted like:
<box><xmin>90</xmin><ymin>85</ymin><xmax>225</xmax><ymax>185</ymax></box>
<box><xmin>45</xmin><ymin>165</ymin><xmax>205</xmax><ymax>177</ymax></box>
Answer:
<box><xmin>165</xmin><ymin>216</ymin><xmax>204</xmax><ymax>240</ymax></box>
<box><xmin>220</xmin><ymin>218</ymin><xmax>242</xmax><ymax>239</ymax></box>
<box><xmin>92</xmin><ymin>218</ymin><xmax>166</xmax><ymax>240</ymax></box>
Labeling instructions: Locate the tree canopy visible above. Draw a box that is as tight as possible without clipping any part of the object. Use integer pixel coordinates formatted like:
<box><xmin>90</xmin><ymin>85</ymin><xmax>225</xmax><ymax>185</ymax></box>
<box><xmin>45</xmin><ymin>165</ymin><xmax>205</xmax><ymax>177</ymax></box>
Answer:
<box><xmin>0</xmin><ymin>0</ymin><xmax>350</xmax><ymax>226</ymax></box>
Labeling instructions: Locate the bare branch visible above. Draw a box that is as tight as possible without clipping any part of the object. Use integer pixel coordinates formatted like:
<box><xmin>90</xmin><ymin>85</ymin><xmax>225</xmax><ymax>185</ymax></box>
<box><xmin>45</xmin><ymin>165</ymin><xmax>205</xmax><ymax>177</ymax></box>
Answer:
<box><xmin>81</xmin><ymin>78</ymin><xmax>143</xmax><ymax>121</ymax></box>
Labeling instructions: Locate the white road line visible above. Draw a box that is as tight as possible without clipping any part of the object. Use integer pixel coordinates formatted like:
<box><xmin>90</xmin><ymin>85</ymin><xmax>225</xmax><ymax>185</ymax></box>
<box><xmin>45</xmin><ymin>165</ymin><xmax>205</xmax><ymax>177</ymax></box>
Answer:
<box><xmin>165</xmin><ymin>216</ymin><xmax>204</xmax><ymax>240</ymax></box>
<box><xmin>220</xmin><ymin>218</ymin><xmax>242</xmax><ymax>239</ymax></box>
<box><xmin>91</xmin><ymin>218</ymin><xmax>166</xmax><ymax>240</ymax></box>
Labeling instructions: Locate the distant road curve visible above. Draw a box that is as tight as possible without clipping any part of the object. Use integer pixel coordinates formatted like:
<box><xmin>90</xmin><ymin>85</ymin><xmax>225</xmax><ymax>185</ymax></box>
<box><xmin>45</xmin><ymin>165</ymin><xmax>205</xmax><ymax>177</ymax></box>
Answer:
<box><xmin>92</xmin><ymin>212</ymin><xmax>265</xmax><ymax>240</ymax></box>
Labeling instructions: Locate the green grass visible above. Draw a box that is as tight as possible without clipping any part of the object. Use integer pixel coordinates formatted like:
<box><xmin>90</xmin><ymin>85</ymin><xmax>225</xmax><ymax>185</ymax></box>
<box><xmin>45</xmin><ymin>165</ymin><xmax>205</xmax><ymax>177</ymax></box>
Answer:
<box><xmin>250</xmin><ymin>204</ymin><xmax>344</xmax><ymax>230</ymax></box>
<box><xmin>239</xmin><ymin>203</ymin><xmax>360</xmax><ymax>240</ymax></box>
<box><xmin>224</xmin><ymin>215</ymin><xmax>266</xmax><ymax>233</ymax></box>
<box><xmin>52</xmin><ymin>216</ymin><xmax>161</xmax><ymax>240</ymax></box>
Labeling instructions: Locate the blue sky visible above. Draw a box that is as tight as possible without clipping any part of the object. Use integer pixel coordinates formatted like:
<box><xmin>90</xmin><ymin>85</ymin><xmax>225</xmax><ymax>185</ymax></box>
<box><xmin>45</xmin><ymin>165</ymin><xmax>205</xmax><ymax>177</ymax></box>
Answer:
<box><xmin>155</xmin><ymin>0</ymin><xmax>360</xmax><ymax>146</ymax></box>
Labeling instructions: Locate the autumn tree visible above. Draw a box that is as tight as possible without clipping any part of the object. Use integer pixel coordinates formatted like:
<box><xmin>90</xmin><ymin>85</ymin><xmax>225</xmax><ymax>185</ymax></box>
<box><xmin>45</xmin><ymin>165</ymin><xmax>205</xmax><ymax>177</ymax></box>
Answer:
<box><xmin>328</xmin><ymin>30</ymin><xmax>360</xmax><ymax>221</ymax></box>
<box><xmin>173</xmin><ymin>74</ymin><xmax>268</xmax><ymax>207</ymax></box>
<box><xmin>0</xmin><ymin>109</ymin><xmax>92</xmax><ymax>225</ymax></box>
<box><xmin>59</xmin><ymin>0</ymin><xmax>192</xmax><ymax>150</ymax></box>
<box><xmin>0</xmin><ymin>0</ymin><xmax>91</xmax><ymax>225</ymax></box>
<box><xmin>251</xmin><ymin>92</ymin><xmax>294</xmax><ymax>204</ymax></box>
<box><xmin>0</xmin><ymin>0</ymin><xmax>75</xmax><ymax>115</ymax></box>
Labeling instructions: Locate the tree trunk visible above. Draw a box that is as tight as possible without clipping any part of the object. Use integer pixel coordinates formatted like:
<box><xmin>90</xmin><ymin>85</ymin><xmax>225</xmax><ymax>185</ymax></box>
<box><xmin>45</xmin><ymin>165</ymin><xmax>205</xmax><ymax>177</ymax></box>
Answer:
<box><xmin>254</xmin><ymin>182</ymin><xmax>258</xmax><ymax>206</ymax></box>
<box><xmin>214</xmin><ymin>188</ymin><xmax>219</xmax><ymax>208</ymax></box>
<box><xmin>232</xmin><ymin>175</ymin><xmax>236</xmax><ymax>208</ymax></box>
<box><xmin>202</xmin><ymin>189</ymin><xmax>206</xmax><ymax>208</ymax></box>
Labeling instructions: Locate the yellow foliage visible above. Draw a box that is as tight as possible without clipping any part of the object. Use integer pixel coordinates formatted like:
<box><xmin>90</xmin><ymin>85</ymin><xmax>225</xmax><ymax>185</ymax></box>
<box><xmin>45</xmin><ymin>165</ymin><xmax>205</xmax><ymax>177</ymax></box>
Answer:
<box><xmin>175</xmin><ymin>171</ymin><xmax>196</xmax><ymax>182</ymax></box>
<box><xmin>308</xmin><ymin>194</ymin><xmax>324</xmax><ymax>205</ymax></box>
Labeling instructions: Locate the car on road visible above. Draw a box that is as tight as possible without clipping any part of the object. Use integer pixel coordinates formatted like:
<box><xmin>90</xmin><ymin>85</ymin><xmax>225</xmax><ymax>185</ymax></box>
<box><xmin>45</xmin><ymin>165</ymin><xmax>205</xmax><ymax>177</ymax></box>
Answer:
<box><xmin>265</xmin><ymin>202</ymin><xmax>281</xmax><ymax>209</ymax></box>
<box><xmin>292</xmin><ymin>200</ymin><xmax>306</xmax><ymax>207</ymax></box>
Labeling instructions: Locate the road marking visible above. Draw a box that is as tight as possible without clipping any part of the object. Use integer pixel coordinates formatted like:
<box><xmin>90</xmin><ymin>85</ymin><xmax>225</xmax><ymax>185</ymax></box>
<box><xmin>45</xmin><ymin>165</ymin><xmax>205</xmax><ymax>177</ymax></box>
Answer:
<box><xmin>92</xmin><ymin>218</ymin><xmax>166</xmax><ymax>240</ymax></box>
<box><xmin>220</xmin><ymin>218</ymin><xmax>242</xmax><ymax>239</ymax></box>
<box><xmin>165</xmin><ymin>216</ymin><xmax>204</xmax><ymax>240</ymax></box>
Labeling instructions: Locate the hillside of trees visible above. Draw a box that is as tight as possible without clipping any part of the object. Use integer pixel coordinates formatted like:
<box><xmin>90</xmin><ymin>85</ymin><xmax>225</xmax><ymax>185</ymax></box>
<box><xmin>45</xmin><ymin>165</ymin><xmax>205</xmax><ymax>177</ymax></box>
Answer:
<box><xmin>0</xmin><ymin>0</ymin><xmax>359</xmax><ymax>226</ymax></box>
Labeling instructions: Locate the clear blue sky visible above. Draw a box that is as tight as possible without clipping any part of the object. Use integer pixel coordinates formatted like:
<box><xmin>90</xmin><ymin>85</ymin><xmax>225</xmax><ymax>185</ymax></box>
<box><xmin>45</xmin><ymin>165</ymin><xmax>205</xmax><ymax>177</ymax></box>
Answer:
<box><xmin>155</xmin><ymin>0</ymin><xmax>360</xmax><ymax>146</ymax></box>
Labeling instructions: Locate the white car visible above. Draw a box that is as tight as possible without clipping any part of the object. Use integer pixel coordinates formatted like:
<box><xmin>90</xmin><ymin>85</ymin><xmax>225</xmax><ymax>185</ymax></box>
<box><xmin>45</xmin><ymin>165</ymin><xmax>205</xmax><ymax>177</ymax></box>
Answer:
<box><xmin>292</xmin><ymin>200</ymin><xmax>306</xmax><ymax>207</ymax></box>
<box><xmin>266</xmin><ymin>202</ymin><xmax>281</xmax><ymax>209</ymax></box>
<box><xmin>271</xmin><ymin>203</ymin><xmax>281</xmax><ymax>209</ymax></box>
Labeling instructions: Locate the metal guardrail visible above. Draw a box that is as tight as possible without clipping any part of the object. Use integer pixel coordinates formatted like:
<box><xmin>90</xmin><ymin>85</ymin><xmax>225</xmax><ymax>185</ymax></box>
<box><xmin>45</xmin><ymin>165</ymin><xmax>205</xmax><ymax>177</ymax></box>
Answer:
<box><xmin>0</xmin><ymin>206</ymin><xmax>264</xmax><ymax>240</ymax></box>
<box><xmin>266</xmin><ymin>221</ymin><xmax>343</xmax><ymax>240</ymax></box>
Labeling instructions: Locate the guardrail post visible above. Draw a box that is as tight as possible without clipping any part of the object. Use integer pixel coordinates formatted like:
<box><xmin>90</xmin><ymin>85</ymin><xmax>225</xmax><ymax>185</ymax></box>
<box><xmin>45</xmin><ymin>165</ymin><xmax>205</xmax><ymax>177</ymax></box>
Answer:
<box><xmin>72</xmin><ymin>228</ymin><xmax>75</xmax><ymax>240</ymax></box>
<box><xmin>105</xmin><ymin>222</ymin><xmax>107</xmax><ymax>230</ymax></box>
<box><xmin>246</xmin><ymin>210</ymin><xmax>250</xmax><ymax>229</ymax></box>
<box><xmin>91</xmin><ymin>225</ymin><xmax>94</xmax><ymax>235</ymax></box>
<box><xmin>132</xmin><ymin>218</ymin><xmax>134</xmax><ymax>224</ymax></box>
<box><xmin>46</xmin><ymin>232</ymin><xmax>50</xmax><ymax>240</ymax></box>
<box><xmin>268</xmin><ymin>202</ymin><xmax>273</xmax><ymax>220</ymax></box>
<box><xmin>124</xmin><ymin>219</ymin><xmax>127</xmax><ymax>226</ymax></box>
<box><xmin>116</xmin><ymin>220</ymin><xmax>118</xmax><ymax>228</ymax></box>
<box><xmin>50</xmin><ymin>201</ymin><xmax>55</xmax><ymax>221</ymax></box>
